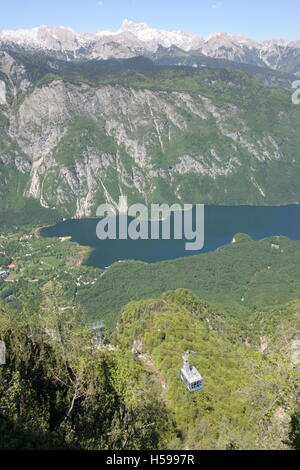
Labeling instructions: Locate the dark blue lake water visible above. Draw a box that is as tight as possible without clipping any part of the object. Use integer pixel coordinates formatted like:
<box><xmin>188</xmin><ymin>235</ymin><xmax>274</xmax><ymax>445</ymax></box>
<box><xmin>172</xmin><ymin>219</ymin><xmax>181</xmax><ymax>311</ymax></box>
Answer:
<box><xmin>40</xmin><ymin>205</ymin><xmax>300</xmax><ymax>269</ymax></box>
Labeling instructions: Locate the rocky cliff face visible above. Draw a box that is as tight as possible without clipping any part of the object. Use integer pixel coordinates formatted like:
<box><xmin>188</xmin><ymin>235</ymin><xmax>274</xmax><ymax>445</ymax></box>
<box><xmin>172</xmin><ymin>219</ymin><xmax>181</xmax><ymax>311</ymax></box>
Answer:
<box><xmin>1</xmin><ymin>50</ymin><xmax>300</xmax><ymax>219</ymax></box>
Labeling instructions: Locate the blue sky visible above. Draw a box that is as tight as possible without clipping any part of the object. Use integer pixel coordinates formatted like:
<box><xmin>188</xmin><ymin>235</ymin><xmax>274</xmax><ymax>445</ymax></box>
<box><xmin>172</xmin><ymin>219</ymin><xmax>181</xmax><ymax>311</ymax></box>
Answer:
<box><xmin>0</xmin><ymin>0</ymin><xmax>298</xmax><ymax>42</ymax></box>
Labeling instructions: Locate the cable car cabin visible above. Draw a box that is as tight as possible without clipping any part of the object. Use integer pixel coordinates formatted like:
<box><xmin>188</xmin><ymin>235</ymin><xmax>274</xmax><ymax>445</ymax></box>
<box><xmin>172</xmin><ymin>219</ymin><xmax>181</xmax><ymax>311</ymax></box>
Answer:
<box><xmin>180</xmin><ymin>366</ymin><xmax>204</xmax><ymax>392</ymax></box>
<box><xmin>180</xmin><ymin>351</ymin><xmax>204</xmax><ymax>392</ymax></box>
<box><xmin>0</xmin><ymin>341</ymin><xmax>6</xmax><ymax>366</ymax></box>
<box><xmin>91</xmin><ymin>322</ymin><xmax>105</xmax><ymax>347</ymax></box>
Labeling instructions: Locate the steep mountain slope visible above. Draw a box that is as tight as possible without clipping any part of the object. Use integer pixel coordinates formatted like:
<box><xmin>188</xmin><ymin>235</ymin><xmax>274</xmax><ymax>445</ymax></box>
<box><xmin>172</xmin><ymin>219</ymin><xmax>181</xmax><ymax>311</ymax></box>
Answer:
<box><xmin>0</xmin><ymin>224</ymin><xmax>299</xmax><ymax>450</ymax></box>
<box><xmin>1</xmin><ymin>284</ymin><xmax>298</xmax><ymax>450</ymax></box>
<box><xmin>0</xmin><ymin>294</ymin><xmax>172</xmax><ymax>450</ymax></box>
<box><xmin>1</xmin><ymin>52</ymin><xmax>300</xmax><ymax>220</ymax></box>
<box><xmin>114</xmin><ymin>289</ymin><xmax>300</xmax><ymax>450</ymax></box>
<box><xmin>152</xmin><ymin>46</ymin><xmax>297</xmax><ymax>89</ymax></box>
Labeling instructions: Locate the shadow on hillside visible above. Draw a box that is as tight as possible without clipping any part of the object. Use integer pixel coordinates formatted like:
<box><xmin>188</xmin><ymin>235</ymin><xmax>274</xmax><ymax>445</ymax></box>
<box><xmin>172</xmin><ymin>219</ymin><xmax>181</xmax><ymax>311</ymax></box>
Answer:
<box><xmin>0</xmin><ymin>413</ymin><xmax>80</xmax><ymax>450</ymax></box>
<box><xmin>287</xmin><ymin>412</ymin><xmax>300</xmax><ymax>450</ymax></box>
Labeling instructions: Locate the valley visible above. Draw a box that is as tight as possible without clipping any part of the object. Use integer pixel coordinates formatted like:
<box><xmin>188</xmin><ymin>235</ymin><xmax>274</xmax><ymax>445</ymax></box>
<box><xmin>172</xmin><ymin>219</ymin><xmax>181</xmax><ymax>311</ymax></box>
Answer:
<box><xmin>0</xmin><ymin>15</ymin><xmax>300</xmax><ymax>452</ymax></box>
<box><xmin>0</xmin><ymin>209</ymin><xmax>300</xmax><ymax>450</ymax></box>
<box><xmin>2</xmin><ymin>222</ymin><xmax>300</xmax><ymax>330</ymax></box>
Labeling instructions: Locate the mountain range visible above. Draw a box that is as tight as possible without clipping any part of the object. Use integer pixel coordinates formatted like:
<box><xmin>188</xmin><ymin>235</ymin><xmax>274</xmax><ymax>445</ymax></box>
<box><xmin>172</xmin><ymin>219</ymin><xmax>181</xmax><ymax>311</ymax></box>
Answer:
<box><xmin>1</xmin><ymin>20</ymin><xmax>300</xmax><ymax>74</ymax></box>
<box><xmin>1</xmin><ymin>21</ymin><xmax>300</xmax><ymax>221</ymax></box>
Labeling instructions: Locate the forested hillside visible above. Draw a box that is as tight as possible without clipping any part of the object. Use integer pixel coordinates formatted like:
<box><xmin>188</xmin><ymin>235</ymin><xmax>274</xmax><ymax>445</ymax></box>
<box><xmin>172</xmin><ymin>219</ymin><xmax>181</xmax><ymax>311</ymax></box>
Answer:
<box><xmin>2</xmin><ymin>226</ymin><xmax>300</xmax><ymax>328</ymax></box>
<box><xmin>0</xmin><ymin>286</ymin><xmax>299</xmax><ymax>450</ymax></box>
<box><xmin>1</xmin><ymin>52</ymin><xmax>300</xmax><ymax>221</ymax></box>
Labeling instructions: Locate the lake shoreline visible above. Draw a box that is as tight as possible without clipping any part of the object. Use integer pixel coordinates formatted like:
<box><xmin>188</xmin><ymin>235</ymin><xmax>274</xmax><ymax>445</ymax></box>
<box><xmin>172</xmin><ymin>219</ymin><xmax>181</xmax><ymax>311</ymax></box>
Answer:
<box><xmin>40</xmin><ymin>205</ymin><xmax>300</xmax><ymax>269</ymax></box>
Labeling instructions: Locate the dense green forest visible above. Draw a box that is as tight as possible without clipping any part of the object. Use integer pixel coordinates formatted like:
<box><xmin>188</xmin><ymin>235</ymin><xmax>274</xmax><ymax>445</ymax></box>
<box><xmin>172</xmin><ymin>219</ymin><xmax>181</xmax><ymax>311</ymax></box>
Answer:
<box><xmin>78</xmin><ymin>233</ymin><xmax>300</xmax><ymax>328</ymax></box>
<box><xmin>0</xmin><ymin>226</ymin><xmax>299</xmax><ymax>450</ymax></box>
<box><xmin>2</xmin><ymin>226</ymin><xmax>300</xmax><ymax>329</ymax></box>
<box><xmin>0</xmin><ymin>285</ymin><xmax>299</xmax><ymax>450</ymax></box>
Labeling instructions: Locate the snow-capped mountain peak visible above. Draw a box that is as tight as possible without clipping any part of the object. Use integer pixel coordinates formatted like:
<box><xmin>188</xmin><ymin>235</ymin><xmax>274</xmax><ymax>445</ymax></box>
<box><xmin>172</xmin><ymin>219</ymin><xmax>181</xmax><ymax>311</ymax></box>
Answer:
<box><xmin>0</xmin><ymin>20</ymin><xmax>300</xmax><ymax>73</ymax></box>
<box><xmin>97</xmin><ymin>19</ymin><xmax>203</xmax><ymax>51</ymax></box>
<box><xmin>0</xmin><ymin>25</ymin><xmax>92</xmax><ymax>51</ymax></box>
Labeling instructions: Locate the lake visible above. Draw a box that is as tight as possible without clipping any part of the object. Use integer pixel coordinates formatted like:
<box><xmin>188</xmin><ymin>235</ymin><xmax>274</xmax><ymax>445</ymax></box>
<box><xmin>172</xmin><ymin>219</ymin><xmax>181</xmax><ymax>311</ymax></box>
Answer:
<box><xmin>40</xmin><ymin>205</ymin><xmax>300</xmax><ymax>269</ymax></box>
